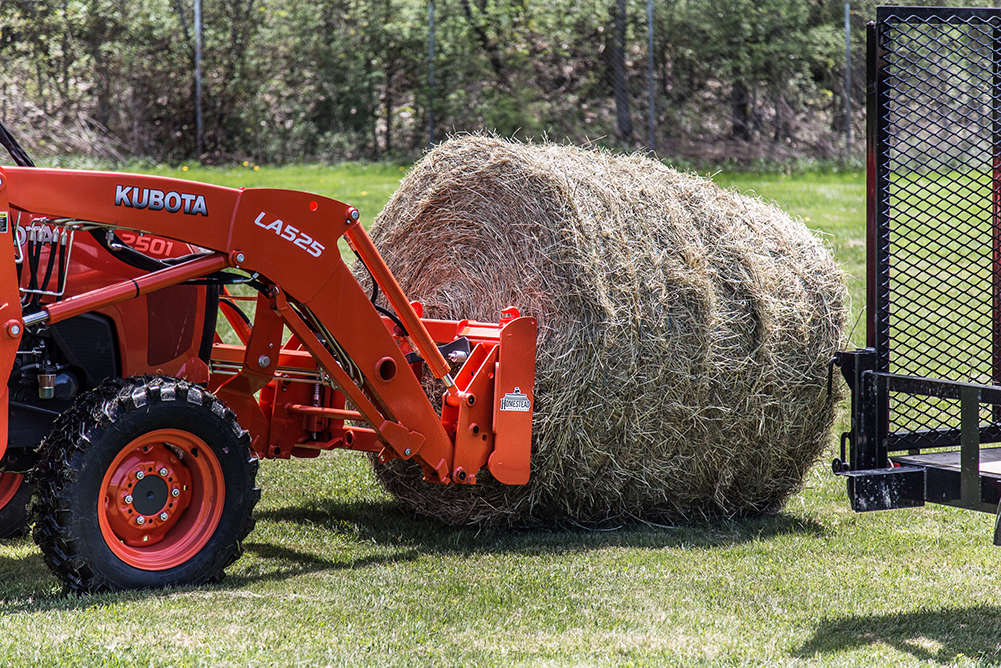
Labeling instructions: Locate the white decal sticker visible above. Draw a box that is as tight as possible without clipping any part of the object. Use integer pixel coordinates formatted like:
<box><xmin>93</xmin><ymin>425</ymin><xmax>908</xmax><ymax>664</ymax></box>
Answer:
<box><xmin>500</xmin><ymin>387</ymin><xmax>531</xmax><ymax>412</ymax></box>
<box><xmin>115</xmin><ymin>185</ymin><xmax>208</xmax><ymax>216</ymax></box>
<box><xmin>254</xmin><ymin>212</ymin><xmax>325</xmax><ymax>258</ymax></box>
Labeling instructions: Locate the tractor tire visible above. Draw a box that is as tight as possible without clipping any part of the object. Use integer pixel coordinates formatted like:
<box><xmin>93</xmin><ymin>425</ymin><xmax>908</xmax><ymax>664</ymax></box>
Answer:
<box><xmin>30</xmin><ymin>376</ymin><xmax>259</xmax><ymax>592</ymax></box>
<box><xmin>0</xmin><ymin>472</ymin><xmax>32</xmax><ymax>539</ymax></box>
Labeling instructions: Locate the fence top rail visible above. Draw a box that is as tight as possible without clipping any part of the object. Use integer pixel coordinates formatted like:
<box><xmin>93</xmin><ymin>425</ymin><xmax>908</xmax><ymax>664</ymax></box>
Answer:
<box><xmin>877</xmin><ymin>6</ymin><xmax>1001</xmax><ymax>24</ymax></box>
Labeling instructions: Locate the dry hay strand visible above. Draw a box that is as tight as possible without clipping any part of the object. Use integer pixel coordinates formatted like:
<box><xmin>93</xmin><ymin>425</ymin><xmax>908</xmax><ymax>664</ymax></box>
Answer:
<box><xmin>364</xmin><ymin>135</ymin><xmax>847</xmax><ymax>528</ymax></box>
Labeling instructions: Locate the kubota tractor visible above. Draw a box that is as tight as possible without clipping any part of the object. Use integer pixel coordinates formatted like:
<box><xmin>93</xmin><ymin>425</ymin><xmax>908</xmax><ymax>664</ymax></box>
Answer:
<box><xmin>0</xmin><ymin>125</ymin><xmax>536</xmax><ymax>592</ymax></box>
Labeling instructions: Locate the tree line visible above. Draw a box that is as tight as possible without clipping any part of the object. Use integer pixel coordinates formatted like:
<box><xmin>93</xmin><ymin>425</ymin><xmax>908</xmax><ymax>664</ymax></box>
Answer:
<box><xmin>0</xmin><ymin>0</ymin><xmax>995</xmax><ymax>165</ymax></box>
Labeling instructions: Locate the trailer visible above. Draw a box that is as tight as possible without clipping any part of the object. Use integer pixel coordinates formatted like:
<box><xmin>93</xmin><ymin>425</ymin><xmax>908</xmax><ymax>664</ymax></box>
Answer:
<box><xmin>836</xmin><ymin>5</ymin><xmax>1001</xmax><ymax>542</ymax></box>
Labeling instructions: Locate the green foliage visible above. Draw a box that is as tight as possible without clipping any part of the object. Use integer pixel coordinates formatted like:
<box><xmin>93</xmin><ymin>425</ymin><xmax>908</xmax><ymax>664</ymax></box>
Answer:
<box><xmin>4</xmin><ymin>0</ymin><xmax>1001</xmax><ymax>163</ymax></box>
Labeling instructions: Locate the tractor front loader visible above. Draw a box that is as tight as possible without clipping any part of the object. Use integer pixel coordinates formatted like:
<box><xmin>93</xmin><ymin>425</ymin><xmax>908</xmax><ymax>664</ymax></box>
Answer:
<box><xmin>0</xmin><ymin>153</ymin><xmax>536</xmax><ymax>591</ymax></box>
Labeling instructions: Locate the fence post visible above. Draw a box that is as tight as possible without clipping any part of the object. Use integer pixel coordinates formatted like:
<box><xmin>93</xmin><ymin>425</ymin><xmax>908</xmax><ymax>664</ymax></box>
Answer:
<box><xmin>195</xmin><ymin>0</ymin><xmax>204</xmax><ymax>157</ymax></box>
<box><xmin>612</xmin><ymin>0</ymin><xmax>632</xmax><ymax>142</ymax></box>
<box><xmin>647</xmin><ymin>0</ymin><xmax>655</xmax><ymax>153</ymax></box>
<box><xmin>845</xmin><ymin>1</ymin><xmax>851</xmax><ymax>153</ymax></box>
<box><xmin>428</xmin><ymin>0</ymin><xmax>435</xmax><ymax>148</ymax></box>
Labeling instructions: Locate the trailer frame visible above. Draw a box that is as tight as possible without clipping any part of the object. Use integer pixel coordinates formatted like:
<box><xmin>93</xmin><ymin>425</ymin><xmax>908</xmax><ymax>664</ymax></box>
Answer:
<box><xmin>837</xmin><ymin>5</ymin><xmax>1001</xmax><ymax>542</ymax></box>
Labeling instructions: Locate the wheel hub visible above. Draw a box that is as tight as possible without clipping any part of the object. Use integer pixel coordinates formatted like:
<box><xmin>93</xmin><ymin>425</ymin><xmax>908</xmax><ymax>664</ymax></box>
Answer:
<box><xmin>131</xmin><ymin>475</ymin><xmax>169</xmax><ymax>516</ymax></box>
<box><xmin>102</xmin><ymin>439</ymin><xmax>195</xmax><ymax>548</ymax></box>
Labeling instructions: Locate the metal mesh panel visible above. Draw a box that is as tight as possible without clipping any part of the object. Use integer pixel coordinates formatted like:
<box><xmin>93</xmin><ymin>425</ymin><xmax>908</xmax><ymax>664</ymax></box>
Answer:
<box><xmin>876</xmin><ymin>8</ymin><xmax>1001</xmax><ymax>444</ymax></box>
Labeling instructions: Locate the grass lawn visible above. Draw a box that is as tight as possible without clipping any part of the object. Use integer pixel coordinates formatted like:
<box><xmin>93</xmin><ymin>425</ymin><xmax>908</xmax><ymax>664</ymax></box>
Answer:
<box><xmin>4</xmin><ymin>162</ymin><xmax>1000</xmax><ymax>666</ymax></box>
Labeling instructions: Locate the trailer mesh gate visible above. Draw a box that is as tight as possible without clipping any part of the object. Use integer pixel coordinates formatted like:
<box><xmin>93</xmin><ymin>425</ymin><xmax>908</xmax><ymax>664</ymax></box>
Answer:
<box><xmin>872</xmin><ymin>6</ymin><xmax>1001</xmax><ymax>450</ymax></box>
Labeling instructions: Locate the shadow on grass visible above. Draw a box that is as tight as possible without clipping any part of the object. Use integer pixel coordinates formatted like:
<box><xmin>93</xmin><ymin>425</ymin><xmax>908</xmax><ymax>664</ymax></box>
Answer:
<box><xmin>795</xmin><ymin>605</ymin><xmax>1001</xmax><ymax>665</ymax></box>
<box><xmin>0</xmin><ymin>537</ymin><xmax>96</xmax><ymax>610</ymax></box>
<box><xmin>252</xmin><ymin>495</ymin><xmax>826</xmax><ymax>556</ymax></box>
<box><xmin>0</xmin><ymin>496</ymin><xmax>825</xmax><ymax>606</ymax></box>
<box><xmin>214</xmin><ymin>496</ymin><xmax>826</xmax><ymax>587</ymax></box>
<box><xmin>225</xmin><ymin>540</ymin><xmax>421</xmax><ymax>588</ymax></box>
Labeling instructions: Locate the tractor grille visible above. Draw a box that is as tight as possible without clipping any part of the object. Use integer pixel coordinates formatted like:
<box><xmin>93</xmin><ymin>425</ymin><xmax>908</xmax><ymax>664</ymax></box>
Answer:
<box><xmin>874</xmin><ymin>7</ymin><xmax>1001</xmax><ymax>447</ymax></box>
<box><xmin>147</xmin><ymin>285</ymin><xmax>199</xmax><ymax>367</ymax></box>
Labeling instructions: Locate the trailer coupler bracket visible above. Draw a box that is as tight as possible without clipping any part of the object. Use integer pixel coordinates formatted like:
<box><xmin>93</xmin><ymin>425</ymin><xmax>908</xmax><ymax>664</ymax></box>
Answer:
<box><xmin>837</xmin><ymin>466</ymin><xmax>925</xmax><ymax>512</ymax></box>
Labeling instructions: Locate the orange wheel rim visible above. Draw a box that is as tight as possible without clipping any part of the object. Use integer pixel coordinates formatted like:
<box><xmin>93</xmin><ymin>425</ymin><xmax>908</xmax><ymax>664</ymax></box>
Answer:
<box><xmin>98</xmin><ymin>428</ymin><xmax>225</xmax><ymax>571</ymax></box>
<box><xmin>0</xmin><ymin>472</ymin><xmax>23</xmax><ymax>509</ymax></box>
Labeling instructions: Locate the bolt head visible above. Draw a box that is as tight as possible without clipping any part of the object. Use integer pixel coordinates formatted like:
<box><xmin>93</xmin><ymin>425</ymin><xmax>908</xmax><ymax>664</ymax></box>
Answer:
<box><xmin>136</xmin><ymin>516</ymin><xmax>145</xmax><ymax>525</ymax></box>
<box><xmin>258</xmin><ymin>355</ymin><xmax>271</xmax><ymax>368</ymax></box>
<box><xmin>124</xmin><ymin>495</ymin><xmax>133</xmax><ymax>505</ymax></box>
<box><xmin>5</xmin><ymin>320</ymin><xmax>23</xmax><ymax>339</ymax></box>
<box><xmin>404</xmin><ymin>448</ymin><xmax>412</xmax><ymax>457</ymax></box>
<box><xmin>159</xmin><ymin>467</ymin><xmax>168</xmax><ymax>477</ymax></box>
<box><xmin>136</xmin><ymin>470</ymin><xmax>145</xmax><ymax>480</ymax></box>
<box><xmin>159</xmin><ymin>512</ymin><xmax>169</xmax><ymax>521</ymax></box>
<box><xmin>171</xmin><ymin>488</ymin><xmax>180</xmax><ymax>497</ymax></box>
<box><xmin>235</xmin><ymin>252</ymin><xmax>246</xmax><ymax>264</ymax></box>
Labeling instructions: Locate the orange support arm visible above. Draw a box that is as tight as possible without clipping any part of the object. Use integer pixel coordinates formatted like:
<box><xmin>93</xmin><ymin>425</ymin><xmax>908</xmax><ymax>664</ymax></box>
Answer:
<box><xmin>345</xmin><ymin>221</ymin><xmax>457</xmax><ymax>397</ymax></box>
<box><xmin>22</xmin><ymin>253</ymin><xmax>230</xmax><ymax>327</ymax></box>
<box><xmin>0</xmin><ymin>170</ymin><xmax>24</xmax><ymax>463</ymax></box>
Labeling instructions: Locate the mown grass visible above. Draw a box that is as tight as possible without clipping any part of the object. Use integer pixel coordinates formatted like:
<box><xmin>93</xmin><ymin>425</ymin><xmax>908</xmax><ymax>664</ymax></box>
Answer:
<box><xmin>5</xmin><ymin>163</ymin><xmax>1001</xmax><ymax>667</ymax></box>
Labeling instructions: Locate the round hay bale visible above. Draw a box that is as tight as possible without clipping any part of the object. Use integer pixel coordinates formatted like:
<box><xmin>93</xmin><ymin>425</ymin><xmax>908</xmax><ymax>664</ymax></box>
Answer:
<box><xmin>364</xmin><ymin>135</ymin><xmax>847</xmax><ymax>528</ymax></box>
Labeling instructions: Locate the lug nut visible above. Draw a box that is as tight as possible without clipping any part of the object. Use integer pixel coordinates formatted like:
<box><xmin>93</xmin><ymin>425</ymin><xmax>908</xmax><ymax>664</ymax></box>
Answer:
<box><xmin>171</xmin><ymin>488</ymin><xmax>180</xmax><ymax>498</ymax></box>
<box><xmin>159</xmin><ymin>467</ymin><xmax>168</xmax><ymax>477</ymax></box>
<box><xmin>124</xmin><ymin>495</ymin><xmax>133</xmax><ymax>505</ymax></box>
<box><xmin>159</xmin><ymin>512</ymin><xmax>169</xmax><ymax>521</ymax></box>
<box><xmin>136</xmin><ymin>516</ymin><xmax>145</xmax><ymax>525</ymax></box>
<box><xmin>136</xmin><ymin>470</ymin><xmax>145</xmax><ymax>480</ymax></box>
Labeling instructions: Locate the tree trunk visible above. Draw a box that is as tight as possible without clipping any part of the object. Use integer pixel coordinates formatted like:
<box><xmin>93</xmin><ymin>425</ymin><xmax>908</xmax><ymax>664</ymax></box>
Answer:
<box><xmin>612</xmin><ymin>0</ymin><xmax>632</xmax><ymax>142</ymax></box>
<box><xmin>730</xmin><ymin>80</ymin><xmax>751</xmax><ymax>141</ymax></box>
<box><xmin>384</xmin><ymin>68</ymin><xmax>393</xmax><ymax>155</ymax></box>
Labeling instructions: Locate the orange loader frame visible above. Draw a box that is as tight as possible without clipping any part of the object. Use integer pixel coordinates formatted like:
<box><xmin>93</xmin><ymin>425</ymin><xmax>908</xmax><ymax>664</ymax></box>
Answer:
<box><xmin>0</xmin><ymin>166</ymin><xmax>537</xmax><ymax>488</ymax></box>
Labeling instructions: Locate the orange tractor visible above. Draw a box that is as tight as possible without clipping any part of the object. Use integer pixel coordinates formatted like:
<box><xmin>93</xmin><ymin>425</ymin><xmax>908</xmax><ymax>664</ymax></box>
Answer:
<box><xmin>0</xmin><ymin>126</ymin><xmax>536</xmax><ymax>591</ymax></box>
